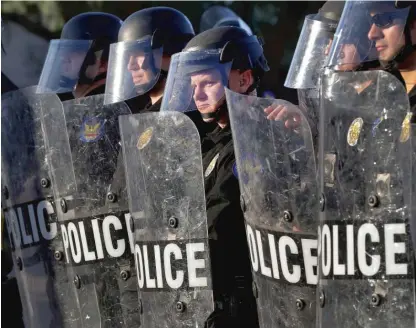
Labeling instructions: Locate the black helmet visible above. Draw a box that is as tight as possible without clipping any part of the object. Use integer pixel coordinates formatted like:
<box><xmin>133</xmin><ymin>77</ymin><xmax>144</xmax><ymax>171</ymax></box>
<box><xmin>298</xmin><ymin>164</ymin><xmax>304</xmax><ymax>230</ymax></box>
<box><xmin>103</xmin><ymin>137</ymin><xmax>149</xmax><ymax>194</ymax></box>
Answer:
<box><xmin>200</xmin><ymin>5</ymin><xmax>253</xmax><ymax>35</ymax></box>
<box><xmin>37</xmin><ymin>12</ymin><xmax>123</xmax><ymax>94</ymax></box>
<box><xmin>315</xmin><ymin>1</ymin><xmax>345</xmax><ymax>24</ymax></box>
<box><xmin>160</xmin><ymin>26</ymin><xmax>269</xmax><ymax>122</ymax></box>
<box><xmin>184</xmin><ymin>26</ymin><xmax>269</xmax><ymax>77</ymax></box>
<box><xmin>118</xmin><ymin>7</ymin><xmax>195</xmax><ymax>56</ymax></box>
<box><xmin>104</xmin><ymin>7</ymin><xmax>195</xmax><ymax>104</ymax></box>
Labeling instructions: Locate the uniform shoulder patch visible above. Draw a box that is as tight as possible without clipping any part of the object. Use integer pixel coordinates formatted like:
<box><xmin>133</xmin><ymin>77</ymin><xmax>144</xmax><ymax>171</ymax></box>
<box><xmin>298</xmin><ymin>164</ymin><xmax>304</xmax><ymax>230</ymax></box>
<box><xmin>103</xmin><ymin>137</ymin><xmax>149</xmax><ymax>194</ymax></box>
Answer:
<box><xmin>204</xmin><ymin>153</ymin><xmax>220</xmax><ymax>178</ymax></box>
<box><xmin>80</xmin><ymin>117</ymin><xmax>104</xmax><ymax>142</ymax></box>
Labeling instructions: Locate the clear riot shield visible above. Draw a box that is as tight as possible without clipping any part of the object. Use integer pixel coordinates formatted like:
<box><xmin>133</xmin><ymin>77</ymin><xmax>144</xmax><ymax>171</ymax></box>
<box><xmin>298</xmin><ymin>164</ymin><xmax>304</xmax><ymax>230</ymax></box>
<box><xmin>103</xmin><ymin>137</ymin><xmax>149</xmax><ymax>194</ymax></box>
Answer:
<box><xmin>119</xmin><ymin>111</ymin><xmax>214</xmax><ymax>327</ymax></box>
<box><xmin>41</xmin><ymin>94</ymin><xmax>140</xmax><ymax>327</ymax></box>
<box><xmin>1</xmin><ymin>86</ymin><xmax>69</xmax><ymax>327</ymax></box>
<box><xmin>225</xmin><ymin>88</ymin><xmax>318</xmax><ymax>328</ymax></box>
<box><xmin>318</xmin><ymin>70</ymin><xmax>415</xmax><ymax>328</ymax></box>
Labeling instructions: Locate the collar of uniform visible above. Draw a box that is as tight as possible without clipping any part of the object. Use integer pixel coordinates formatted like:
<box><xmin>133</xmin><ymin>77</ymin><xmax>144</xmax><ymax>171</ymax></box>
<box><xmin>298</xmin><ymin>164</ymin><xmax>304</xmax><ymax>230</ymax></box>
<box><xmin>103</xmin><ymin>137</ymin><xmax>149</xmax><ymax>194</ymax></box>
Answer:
<box><xmin>206</xmin><ymin>124</ymin><xmax>232</xmax><ymax>144</ymax></box>
<box><xmin>142</xmin><ymin>97</ymin><xmax>163</xmax><ymax>113</ymax></box>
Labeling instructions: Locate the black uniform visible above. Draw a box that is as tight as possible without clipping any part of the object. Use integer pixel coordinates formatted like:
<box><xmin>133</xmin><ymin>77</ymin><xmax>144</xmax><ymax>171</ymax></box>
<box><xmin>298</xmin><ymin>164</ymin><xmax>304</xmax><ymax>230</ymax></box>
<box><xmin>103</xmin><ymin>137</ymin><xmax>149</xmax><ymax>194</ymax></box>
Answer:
<box><xmin>202</xmin><ymin>124</ymin><xmax>259</xmax><ymax>328</ymax></box>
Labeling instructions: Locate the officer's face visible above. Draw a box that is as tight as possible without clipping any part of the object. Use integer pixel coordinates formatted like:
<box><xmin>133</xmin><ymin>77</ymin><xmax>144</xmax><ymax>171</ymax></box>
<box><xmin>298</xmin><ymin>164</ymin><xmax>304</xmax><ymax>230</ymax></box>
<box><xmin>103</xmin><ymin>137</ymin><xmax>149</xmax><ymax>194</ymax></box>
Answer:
<box><xmin>127</xmin><ymin>51</ymin><xmax>154</xmax><ymax>86</ymax></box>
<box><xmin>60</xmin><ymin>51</ymin><xmax>86</xmax><ymax>79</ymax></box>
<box><xmin>368</xmin><ymin>9</ymin><xmax>407</xmax><ymax>61</ymax></box>
<box><xmin>191</xmin><ymin>69</ymin><xmax>225</xmax><ymax>115</ymax></box>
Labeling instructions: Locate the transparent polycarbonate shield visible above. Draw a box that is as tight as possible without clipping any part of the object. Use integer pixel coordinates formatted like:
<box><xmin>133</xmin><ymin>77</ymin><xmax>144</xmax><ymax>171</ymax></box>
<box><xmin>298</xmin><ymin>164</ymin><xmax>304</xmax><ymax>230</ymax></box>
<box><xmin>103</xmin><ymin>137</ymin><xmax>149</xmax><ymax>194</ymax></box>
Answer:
<box><xmin>37</xmin><ymin>39</ymin><xmax>92</xmax><ymax>94</ymax></box>
<box><xmin>285</xmin><ymin>14</ymin><xmax>336</xmax><ymax>89</ymax></box>
<box><xmin>42</xmin><ymin>94</ymin><xmax>140</xmax><ymax>327</ymax></box>
<box><xmin>318</xmin><ymin>69</ymin><xmax>414</xmax><ymax>328</ymax></box>
<box><xmin>327</xmin><ymin>1</ymin><xmax>410</xmax><ymax>70</ymax></box>
<box><xmin>226</xmin><ymin>88</ymin><xmax>318</xmax><ymax>328</ymax></box>
<box><xmin>1</xmin><ymin>86</ymin><xmax>71</xmax><ymax>327</ymax></box>
<box><xmin>119</xmin><ymin>111</ymin><xmax>214</xmax><ymax>327</ymax></box>
<box><xmin>160</xmin><ymin>49</ymin><xmax>232</xmax><ymax>113</ymax></box>
<box><xmin>104</xmin><ymin>37</ymin><xmax>163</xmax><ymax>104</ymax></box>
<box><xmin>200</xmin><ymin>5</ymin><xmax>253</xmax><ymax>34</ymax></box>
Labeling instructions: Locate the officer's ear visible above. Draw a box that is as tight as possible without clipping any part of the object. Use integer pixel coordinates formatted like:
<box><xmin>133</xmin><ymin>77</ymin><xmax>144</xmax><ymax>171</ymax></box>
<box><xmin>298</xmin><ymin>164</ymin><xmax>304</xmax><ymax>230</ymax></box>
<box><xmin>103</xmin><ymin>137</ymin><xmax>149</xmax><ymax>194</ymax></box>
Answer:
<box><xmin>238</xmin><ymin>69</ymin><xmax>254</xmax><ymax>94</ymax></box>
<box><xmin>229</xmin><ymin>69</ymin><xmax>254</xmax><ymax>93</ymax></box>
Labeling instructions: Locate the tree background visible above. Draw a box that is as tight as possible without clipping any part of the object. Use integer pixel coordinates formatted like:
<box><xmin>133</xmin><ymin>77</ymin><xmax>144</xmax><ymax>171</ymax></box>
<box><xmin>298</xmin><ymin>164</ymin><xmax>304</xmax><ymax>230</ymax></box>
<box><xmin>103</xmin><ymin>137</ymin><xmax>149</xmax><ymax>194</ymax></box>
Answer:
<box><xmin>1</xmin><ymin>1</ymin><xmax>325</xmax><ymax>103</ymax></box>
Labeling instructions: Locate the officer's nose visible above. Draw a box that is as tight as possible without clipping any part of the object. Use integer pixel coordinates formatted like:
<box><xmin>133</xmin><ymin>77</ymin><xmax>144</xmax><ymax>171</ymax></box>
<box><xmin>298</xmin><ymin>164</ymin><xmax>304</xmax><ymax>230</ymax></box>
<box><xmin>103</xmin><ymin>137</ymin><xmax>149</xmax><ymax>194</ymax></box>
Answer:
<box><xmin>193</xmin><ymin>85</ymin><xmax>205</xmax><ymax>102</ymax></box>
<box><xmin>127</xmin><ymin>55</ymin><xmax>139</xmax><ymax>71</ymax></box>
<box><xmin>368</xmin><ymin>23</ymin><xmax>383</xmax><ymax>41</ymax></box>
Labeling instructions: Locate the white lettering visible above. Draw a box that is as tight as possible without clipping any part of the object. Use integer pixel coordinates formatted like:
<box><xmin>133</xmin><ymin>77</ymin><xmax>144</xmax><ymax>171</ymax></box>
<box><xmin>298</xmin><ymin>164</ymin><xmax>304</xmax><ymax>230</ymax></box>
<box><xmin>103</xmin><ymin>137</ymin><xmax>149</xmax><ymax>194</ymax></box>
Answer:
<box><xmin>385</xmin><ymin>223</ymin><xmax>407</xmax><ymax>275</ymax></box>
<box><xmin>154</xmin><ymin>245</ymin><xmax>163</xmax><ymax>288</ymax></box>
<box><xmin>61</xmin><ymin>224</ymin><xmax>70</xmax><ymax>263</ymax></box>
<box><xmin>37</xmin><ymin>200</ymin><xmax>57</xmax><ymax>240</ymax></box>
<box><xmin>302</xmin><ymin>239</ymin><xmax>317</xmax><ymax>285</ymax></box>
<box><xmin>333</xmin><ymin>225</ymin><xmax>346</xmax><ymax>275</ymax></box>
<box><xmin>135</xmin><ymin>244</ymin><xmax>144</xmax><ymax>289</ymax></box>
<box><xmin>68</xmin><ymin>222</ymin><xmax>81</xmax><ymax>264</ymax></box>
<box><xmin>321</xmin><ymin>224</ymin><xmax>331</xmax><ymax>276</ymax></box>
<box><xmin>164</xmin><ymin>243</ymin><xmax>184</xmax><ymax>289</ymax></box>
<box><xmin>102</xmin><ymin>215</ymin><xmax>125</xmax><ymax>257</ymax></box>
<box><xmin>17</xmin><ymin>207</ymin><xmax>32</xmax><ymax>244</ymax></box>
<box><xmin>246</xmin><ymin>225</ymin><xmax>259</xmax><ymax>272</ymax></box>
<box><xmin>186</xmin><ymin>242</ymin><xmax>208</xmax><ymax>287</ymax></box>
<box><xmin>256</xmin><ymin>230</ymin><xmax>272</xmax><ymax>277</ymax></box>
<box><xmin>124</xmin><ymin>213</ymin><xmax>135</xmax><ymax>254</ymax></box>
<box><xmin>357</xmin><ymin>223</ymin><xmax>380</xmax><ymax>276</ymax></box>
<box><xmin>346</xmin><ymin>225</ymin><xmax>355</xmax><ymax>275</ymax></box>
<box><xmin>91</xmin><ymin>219</ymin><xmax>104</xmax><ymax>259</ymax></box>
<box><xmin>268</xmin><ymin>234</ymin><xmax>280</xmax><ymax>279</ymax></box>
<box><xmin>279</xmin><ymin>236</ymin><xmax>301</xmax><ymax>283</ymax></box>
<box><xmin>78</xmin><ymin>222</ymin><xmax>96</xmax><ymax>261</ymax></box>
<box><xmin>143</xmin><ymin>245</ymin><xmax>156</xmax><ymax>288</ymax></box>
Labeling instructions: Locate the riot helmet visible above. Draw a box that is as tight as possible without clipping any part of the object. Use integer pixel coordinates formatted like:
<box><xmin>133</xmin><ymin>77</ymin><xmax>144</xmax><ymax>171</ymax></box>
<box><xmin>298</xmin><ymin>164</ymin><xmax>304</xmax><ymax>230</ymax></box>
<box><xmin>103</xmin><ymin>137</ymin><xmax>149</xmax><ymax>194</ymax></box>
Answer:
<box><xmin>37</xmin><ymin>12</ymin><xmax>122</xmax><ymax>94</ymax></box>
<box><xmin>327</xmin><ymin>0</ymin><xmax>415</xmax><ymax>71</ymax></box>
<box><xmin>200</xmin><ymin>5</ymin><xmax>253</xmax><ymax>35</ymax></box>
<box><xmin>161</xmin><ymin>26</ymin><xmax>269</xmax><ymax>122</ymax></box>
<box><xmin>104</xmin><ymin>7</ymin><xmax>195</xmax><ymax>104</ymax></box>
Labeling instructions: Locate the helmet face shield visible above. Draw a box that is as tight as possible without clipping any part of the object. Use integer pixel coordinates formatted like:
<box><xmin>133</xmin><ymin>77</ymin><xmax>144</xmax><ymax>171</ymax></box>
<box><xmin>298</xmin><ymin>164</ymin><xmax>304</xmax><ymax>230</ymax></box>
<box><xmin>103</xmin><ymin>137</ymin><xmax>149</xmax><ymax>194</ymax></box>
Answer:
<box><xmin>160</xmin><ymin>50</ymin><xmax>232</xmax><ymax>114</ymax></box>
<box><xmin>285</xmin><ymin>15</ymin><xmax>336</xmax><ymax>89</ymax></box>
<box><xmin>326</xmin><ymin>0</ymin><xmax>410</xmax><ymax>70</ymax></box>
<box><xmin>104</xmin><ymin>36</ymin><xmax>163</xmax><ymax>105</ymax></box>
<box><xmin>37</xmin><ymin>40</ymin><xmax>92</xmax><ymax>94</ymax></box>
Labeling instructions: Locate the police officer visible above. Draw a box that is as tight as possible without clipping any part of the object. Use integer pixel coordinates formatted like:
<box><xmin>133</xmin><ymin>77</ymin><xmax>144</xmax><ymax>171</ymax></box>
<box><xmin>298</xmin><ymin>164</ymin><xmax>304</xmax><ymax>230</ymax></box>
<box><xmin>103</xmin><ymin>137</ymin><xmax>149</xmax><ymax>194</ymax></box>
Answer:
<box><xmin>104</xmin><ymin>7</ymin><xmax>194</xmax><ymax>112</ymax></box>
<box><xmin>367</xmin><ymin>1</ymin><xmax>416</xmax><ymax>110</ymax></box>
<box><xmin>161</xmin><ymin>26</ymin><xmax>269</xmax><ymax>327</ymax></box>
<box><xmin>37</xmin><ymin>12</ymin><xmax>123</xmax><ymax>99</ymax></box>
<box><xmin>317</xmin><ymin>1</ymin><xmax>415</xmax><ymax>327</ymax></box>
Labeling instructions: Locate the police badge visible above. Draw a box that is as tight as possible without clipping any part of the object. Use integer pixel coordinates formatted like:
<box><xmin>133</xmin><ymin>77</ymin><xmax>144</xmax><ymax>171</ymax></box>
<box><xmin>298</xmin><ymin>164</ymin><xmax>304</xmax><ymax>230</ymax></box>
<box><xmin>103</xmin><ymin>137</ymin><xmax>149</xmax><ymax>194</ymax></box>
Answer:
<box><xmin>347</xmin><ymin>117</ymin><xmax>364</xmax><ymax>147</ymax></box>
<box><xmin>399</xmin><ymin>112</ymin><xmax>412</xmax><ymax>143</ymax></box>
<box><xmin>137</xmin><ymin>127</ymin><xmax>153</xmax><ymax>150</ymax></box>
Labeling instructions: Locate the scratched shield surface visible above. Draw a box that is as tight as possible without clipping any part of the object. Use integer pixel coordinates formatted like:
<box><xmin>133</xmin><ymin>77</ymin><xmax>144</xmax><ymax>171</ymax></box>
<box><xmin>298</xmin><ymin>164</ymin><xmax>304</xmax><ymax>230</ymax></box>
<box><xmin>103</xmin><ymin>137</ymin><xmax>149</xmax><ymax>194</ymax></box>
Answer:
<box><xmin>317</xmin><ymin>70</ymin><xmax>415</xmax><ymax>328</ymax></box>
<box><xmin>42</xmin><ymin>93</ymin><xmax>140</xmax><ymax>327</ymax></box>
<box><xmin>226</xmin><ymin>88</ymin><xmax>318</xmax><ymax>328</ymax></box>
<box><xmin>119</xmin><ymin>111</ymin><xmax>214</xmax><ymax>327</ymax></box>
<box><xmin>1</xmin><ymin>86</ymin><xmax>72</xmax><ymax>327</ymax></box>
